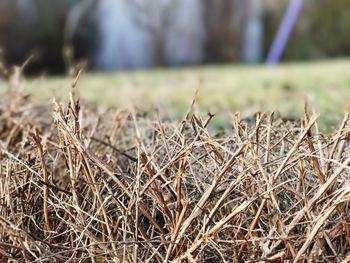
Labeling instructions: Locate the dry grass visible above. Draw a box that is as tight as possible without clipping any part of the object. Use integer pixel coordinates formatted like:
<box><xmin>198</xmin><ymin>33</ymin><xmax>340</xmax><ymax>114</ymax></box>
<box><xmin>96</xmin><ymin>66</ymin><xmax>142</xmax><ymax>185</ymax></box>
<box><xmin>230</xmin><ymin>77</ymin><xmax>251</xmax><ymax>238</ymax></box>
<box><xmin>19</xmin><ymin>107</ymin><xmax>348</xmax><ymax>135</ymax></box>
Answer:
<box><xmin>0</xmin><ymin>72</ymin><xmax>350</xmax><ymax>262</ymax></box>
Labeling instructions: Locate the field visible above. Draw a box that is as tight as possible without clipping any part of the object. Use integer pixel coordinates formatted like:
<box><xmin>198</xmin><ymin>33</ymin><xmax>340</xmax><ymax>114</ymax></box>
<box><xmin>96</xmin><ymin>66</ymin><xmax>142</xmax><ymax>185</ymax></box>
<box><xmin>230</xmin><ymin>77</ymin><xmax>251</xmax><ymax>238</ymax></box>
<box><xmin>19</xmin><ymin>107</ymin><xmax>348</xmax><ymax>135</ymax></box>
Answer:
<box><xmin>0</xmin><ymin>60</ymin><xmax>350</xmax><ymax>262</ymax></box>
<box><xmin>20</xmin><ymin>59</ymin><xmax>350</xmax><ymax>129</ymax></box>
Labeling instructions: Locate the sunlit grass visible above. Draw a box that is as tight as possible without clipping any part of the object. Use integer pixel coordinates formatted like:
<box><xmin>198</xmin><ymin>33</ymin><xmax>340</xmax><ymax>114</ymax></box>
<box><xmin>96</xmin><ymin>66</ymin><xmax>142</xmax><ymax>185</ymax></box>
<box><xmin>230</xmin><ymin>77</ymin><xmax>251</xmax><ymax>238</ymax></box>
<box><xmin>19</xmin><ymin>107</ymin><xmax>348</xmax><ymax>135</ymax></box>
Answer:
<box><xmin>5</xmin><ymin>58</ymin><xmax>350</xmax><ymax>129</ymax></box>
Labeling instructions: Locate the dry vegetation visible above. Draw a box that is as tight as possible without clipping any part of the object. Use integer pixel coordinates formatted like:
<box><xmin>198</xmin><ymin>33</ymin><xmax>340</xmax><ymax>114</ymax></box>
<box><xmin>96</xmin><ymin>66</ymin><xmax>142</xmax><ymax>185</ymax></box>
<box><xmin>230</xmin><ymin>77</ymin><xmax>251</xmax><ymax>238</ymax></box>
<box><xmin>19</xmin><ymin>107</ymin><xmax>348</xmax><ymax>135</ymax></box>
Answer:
<box><xmin>0</xmin><ymin>72</ymin><xmax>350</xmax><ymax>262</ymax></box>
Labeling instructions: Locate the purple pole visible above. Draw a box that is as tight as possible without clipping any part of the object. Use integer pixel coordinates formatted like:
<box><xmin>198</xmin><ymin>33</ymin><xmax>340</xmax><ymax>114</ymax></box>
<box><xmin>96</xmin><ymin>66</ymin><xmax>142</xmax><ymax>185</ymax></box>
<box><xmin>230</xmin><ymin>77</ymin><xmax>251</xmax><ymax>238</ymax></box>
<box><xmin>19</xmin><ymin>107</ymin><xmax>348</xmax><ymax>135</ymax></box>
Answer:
<box><xmin>266</xmin><ymin>0</ymin><xmax>304</xmax><ymax>64</ymax></box>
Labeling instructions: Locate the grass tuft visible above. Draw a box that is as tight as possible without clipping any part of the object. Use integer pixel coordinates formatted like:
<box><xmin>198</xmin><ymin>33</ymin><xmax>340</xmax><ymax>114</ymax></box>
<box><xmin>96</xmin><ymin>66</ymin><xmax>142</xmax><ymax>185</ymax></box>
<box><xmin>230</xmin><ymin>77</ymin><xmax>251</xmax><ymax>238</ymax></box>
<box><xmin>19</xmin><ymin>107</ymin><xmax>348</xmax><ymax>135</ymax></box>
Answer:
<box><xmin>0</xmin><ymin>71</ymin><xmax>350</xmax><ymax>262</ymax></box>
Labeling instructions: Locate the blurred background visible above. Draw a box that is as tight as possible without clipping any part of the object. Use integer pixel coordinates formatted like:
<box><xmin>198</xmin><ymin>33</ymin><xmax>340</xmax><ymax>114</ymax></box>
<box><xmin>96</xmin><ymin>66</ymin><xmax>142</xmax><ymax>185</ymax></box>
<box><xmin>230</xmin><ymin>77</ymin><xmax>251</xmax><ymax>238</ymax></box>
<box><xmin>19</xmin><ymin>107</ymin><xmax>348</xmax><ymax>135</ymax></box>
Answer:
<box><xmin>0</xmin><ymin>0</ymin><xmax>349</xmax><ymax>131</ymax></box>
<box><xmin>1</xmin><ymin>0</ymin><xmax>350</xmax><ymax>74</ymax></box>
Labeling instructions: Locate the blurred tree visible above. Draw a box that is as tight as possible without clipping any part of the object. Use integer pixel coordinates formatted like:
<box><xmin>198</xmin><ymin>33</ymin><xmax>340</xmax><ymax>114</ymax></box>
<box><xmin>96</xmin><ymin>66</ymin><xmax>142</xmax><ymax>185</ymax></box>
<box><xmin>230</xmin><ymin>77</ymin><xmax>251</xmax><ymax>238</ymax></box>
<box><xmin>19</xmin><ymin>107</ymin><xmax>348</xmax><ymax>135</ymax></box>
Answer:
<box><xmin>0</xmin><ymin>0</ymin><xmax>98</xmax><ymax>74</ymax></box>
<box><xmin>202</xmin><ymin>0</ymin><xmax>239</xmax><ymax>62</ymax></box>
<box><xmin>117</xmin><ymin>0</ymin><xmax>204</xmax><ymax>67</ymax></box>
<box><xmin>96</xmin><ymin>0</ymin><xmax>204</xmax><ymax>69</ymax></box>
<box><xmin>0</xmin><ymin>1</ymin><xmax>36</xmax><ymax>69</ymax></box>
<box><xmin>306</xmin><ymin>0</ymin><xmax>350</xmax><ymax>58</ymax></box>
<box><xmin>1</xmin><ymin>0</ymin><xmax>350</xmax><ymax>72</ymax></box>
<box><xmin>242</xmin><ymin>0</ymin><xmax>263</xmax><ymax>63</ymax></box>
<box><xmin>129</xmin><ymin>0</ymin><xmax>179</xmax><ymax>66</ymax></box>
<box><xmin>64</xmin><ymin>0</ymin><xmax>98</xmax><ymax>73</ymax></box>
<box><xmin>264</xmin><ymin>0</ymin><xmax>350</xmax><ymax>61</ymax></box>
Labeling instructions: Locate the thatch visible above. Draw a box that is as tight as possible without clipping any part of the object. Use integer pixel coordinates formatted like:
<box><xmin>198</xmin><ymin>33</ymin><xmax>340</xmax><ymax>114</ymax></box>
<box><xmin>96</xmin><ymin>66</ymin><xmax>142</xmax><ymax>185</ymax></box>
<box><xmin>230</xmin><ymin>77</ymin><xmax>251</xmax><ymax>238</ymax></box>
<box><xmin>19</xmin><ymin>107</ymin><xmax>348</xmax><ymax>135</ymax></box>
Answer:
<box><xmin>0</xmin><ymin>77</ymin><xmax>350</xmax><ymax>262</ymax></box>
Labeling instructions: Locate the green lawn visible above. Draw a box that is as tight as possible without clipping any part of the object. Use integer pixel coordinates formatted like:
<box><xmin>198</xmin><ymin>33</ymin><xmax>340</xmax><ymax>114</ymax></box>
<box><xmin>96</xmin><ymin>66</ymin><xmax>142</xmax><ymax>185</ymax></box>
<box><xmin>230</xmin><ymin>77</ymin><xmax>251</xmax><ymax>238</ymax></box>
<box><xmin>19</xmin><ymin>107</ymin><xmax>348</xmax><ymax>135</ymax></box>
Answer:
<box><xmin>6</xmin><ymin>59</ymin><xmax>350</xmax><ymax>129</ymax></box>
